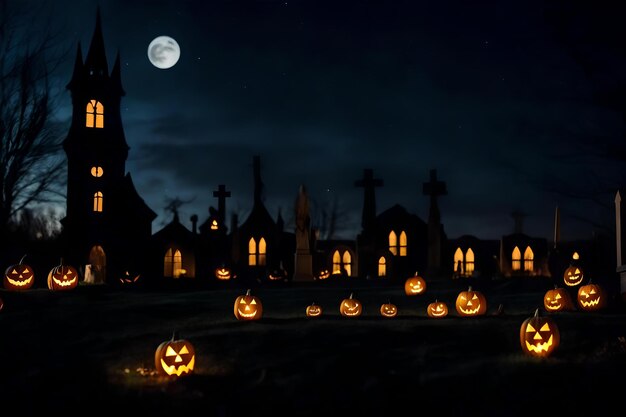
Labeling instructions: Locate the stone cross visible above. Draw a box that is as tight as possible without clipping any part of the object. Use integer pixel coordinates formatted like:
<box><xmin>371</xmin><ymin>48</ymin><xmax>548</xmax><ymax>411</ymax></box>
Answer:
<box><xmin>213</xmin><ymin>184</ymin><xmax>231</xmax><ymax>223</ymax></box>
<box><xmin>355</xmin><ymin>168</ymin><xmax>383</xmax><ymax>230</ymax></box>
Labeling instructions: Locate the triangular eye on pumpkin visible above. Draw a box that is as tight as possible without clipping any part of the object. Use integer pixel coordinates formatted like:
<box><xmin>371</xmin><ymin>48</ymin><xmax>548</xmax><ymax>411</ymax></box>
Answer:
<box><xmin>563</xmin><ymin>265</ymin><xmax>584</xmax><ymax>287</ymax></box>
<box><xmin>455</xmin><ymin>286</ymin><xmax>487</xmax><ymax>317</ymax></box>
<box><xmin>3</xmin><ymin>255</ymin><xmax>35</xmax><ymax>291</ymax></box>
<box><xmin>427</xmin><ymin>300</ymin><xmax>449</xmax><ymax>318</ymax></box>
<box><xmin>234</xmin><ymin>289</ymin><xmax>263</xmax><ymax>321</ymax></box>
<box><xmin>47</xmin><ymin>259</ymin><xmax>79</xmax><ymax>291</ymax></box>
<box><xmin>520</xmin><ymin>308</ymin><xmax>560</xmax><ymax>357</ymax></box>
<box><xmin>340</xmin><ymin>293</ymin><xmax>362</xmax><ymax>317</ymax></box>
<box><xmin>543</xmin><ymin>286</ymin><xmax>574</xmax><ymax>312</ymax></box>
<box><xmin>577</xmin><ymin>281</ymin><xmax>606</xmax><ymax>311</ymax></box>
<box><xmin>154</xmin><ymin>332</ymin><xmax>195</xmax><ymax>377</ymax></box>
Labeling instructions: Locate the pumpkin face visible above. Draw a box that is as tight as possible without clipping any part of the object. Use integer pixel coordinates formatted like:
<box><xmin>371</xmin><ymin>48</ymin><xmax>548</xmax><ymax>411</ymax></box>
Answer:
<box><xmin>306</xmin><ymin>303</ymin><xmax>322</xmax><ymax>317</ymax></box>
<box><xmin>267</xmin><ymin>268</ymin><xmax>287</xmax><ymax>282</ymax></box>
<box><xmin>520</xmin><ymin>309</ymin><xmax>560</xmax><ymax>357</ymax></box>
<box><xmin>215</xmin><ymin>266</ymin><xmax>232</xmax><ymax>280</ymax></box>
<box><xmin>455</xmin><ymin>287</ymin><xmax>487</xmax><ymax>316</ymax></box>
<box><xmin>154</xmin><ymin>333</ymin><xmax>195</xmax><ymax>377</ymax></box>
<box><xmin>427</xmin><ymin>300</ymin><xmax>449</xmax><ymax>318</ymax></box>
<box><xmin>234</xmin><ymin>289</ymin><xmax>263</xmax><ymax>320</ymax></box>
<box><xmin>380</xmin><ymin>302</ymin><xmax>397</xmax><ymax>318</ymax></box>
<box><xmin>119</xmin><ymin>271</ymin><xmax>141</xmax><ymax>285</ymax></box>
<box><xmin>4</xmin><ymin>258</ymin><xmax>35</xmax><ymax>290</ymax></box>
<box><xmin>340</xmin><ymin>293</ymin><xmax>362</xmax><ymax>317</ymax></box>
<box><xmin>47</xmin><ymin>262</ymin><xmax>79</xmax><ymax>291</ymax></box>
<box><xmin>316</xmin><ymin>269</ymin><xmax>330</xmax><ymax>280</ymax></box>
<box><xmin>404</xmin><ymin>273</ymin><xmax>426</xmax><ymax>295</ymax></box>
<box><xmin>577</xmin><ymin>283</ymin><xmax>605</xmax><ymax>311</ymax></box>
<box><xmin>563</xmin><ymin>266</ymin><xmax>583</xmax><ymax>287</ymax></box>
<box><xmin>543</xmin><ymin>286</ymin><xmax>574</xmax><ymax>312</ymax></box>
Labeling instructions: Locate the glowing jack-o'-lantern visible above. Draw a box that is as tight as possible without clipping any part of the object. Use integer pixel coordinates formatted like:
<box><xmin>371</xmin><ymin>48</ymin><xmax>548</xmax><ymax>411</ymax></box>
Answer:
<box><xmin>154</xmin><ymin>332</ymin><xmax>195</xmax><ymax>377</ymax></box>
<box><xmin>404</xmin><ymin>272</ymin><xmax>426</xmax><ymax>295</ymax></box>
<box><xmin>306</xmin><ymin>302</ymin><xmax>323</xmax><ymax>317</ymax></box>
<box><xmin>340</xmin><ymin>293</ymin><xmax>362</xmax><ymax>317</ymax></box>
<box><xmin>3</xmin><ymin>255</ymin><xmax>35</xmax><ymax>291</ymax></box>
<box><xmin>455</xmin><ymin>286</ymin><xmax>487</xmax><ymax>316</ymax></box>
<box><xmin>543</xmin><ymin>286</ymin><xmax>574</xmax><ymax>312</ymax></box>
<box><xmin>47</xmin><ymin>260</ymin><xmax>79</xmax><ymax>291</ymax></box>
<box><xmin>215</xmin><ymin>265</ymin><xmax>232</xmax><ymax>280</ymax></box>
<box><xmin>427</xmin><ymin>300</ymin><xmax>449</xmax><ymax>318</ymax></box>
<box><xmin>380</xmin><ymin>301</ymin><xmax>398</xmax><ymax>318</ymax></box>
<box><xmin>119</xmin><ymin>271</ymin><xmax>141</xmax><ymax>285</ymax></box>
<box><xmin>563</xmin><ymin>266</ymin><xmax>584</xmax><ymax>287</ymax></box>
<box><xmin>577</xmin><ymin>282</ymin><xmax>605</xmax><ymax>311</ymax></box>
<box><xmin>520</xmin><ymin>308</ymin><xmax>560</xmax><ymax>357</ymax></box>
<box><xmin>316</xmin><ymin>269</ymin><xmax>330</xmax><ymax>280</ymax></box>
<box><xmin>267</xmin><ymin>266</ymin><xmax>288</xmax><ymax>282</ymax></box>
<box><xmin>234</xmin><ymin>289</ymin><xmax>263</xmax><ymax>321</ymax></box>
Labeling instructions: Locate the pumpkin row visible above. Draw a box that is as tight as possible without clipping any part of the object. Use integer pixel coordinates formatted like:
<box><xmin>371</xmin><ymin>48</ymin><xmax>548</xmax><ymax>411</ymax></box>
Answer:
<box><xmin>3</xmin><ymin>258</ymin><xmax>79</xmax><ymax>291</ymax></box>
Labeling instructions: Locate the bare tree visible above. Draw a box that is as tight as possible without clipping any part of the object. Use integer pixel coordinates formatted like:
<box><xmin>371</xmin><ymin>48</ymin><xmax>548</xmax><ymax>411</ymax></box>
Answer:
<box><xmin>310</xmin><ymin>194</ymin><xmax>349</xmax><ymax>240</ymax></box>
<box><xmin>0</xmin><ymin>0</ymin><xmax>67</xmax><ymax>237</ymax></box>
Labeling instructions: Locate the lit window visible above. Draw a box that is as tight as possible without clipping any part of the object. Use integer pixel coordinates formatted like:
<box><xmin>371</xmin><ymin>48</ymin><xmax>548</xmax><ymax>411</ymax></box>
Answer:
<box><xmin>248</xmin><ymin>238</ymin><xmax>257</xmax><ymax>266</ymax></box>
<box><xmin>523</xmin><ymin>246</ymin><xmax>534</xmax><ymax>272</ymax></box>
<box><xmin>86</xmin><ymin>99</ymin><xmax>104</xmax><ymax>128</ymax></box>
<box><xmin>465</xmin><ymin>248</ymin><xmax>475</xmax><ymax>276</ymax></box>
<box><xmin>258</xmin><ymin>237</ymin><xmax>267</xmax><ymax>266</ymax></box>
<box><xmin>332</xmin><ymin>250</ymin><xmax>341</xmax><ymax>274</ymax></box>
<box><xmin>93</xmin><ymin>191</ymin><xmax>103</xmax><ymax>212</ymax></box>
<box><xmin>164</xmin><ymin>248</ymin><xmax>183</xmax><ymax>278</ymax></box>
<box><xmin>90</xmin><ymin>166</ymin><xmax>103</xmax><ymax>177</ymax></box>
<box><xmin>399</xmin><ymin>231</ymin><xmax>407</xmax><ymax>257</ymax></box>
<box><xmin>454</xmin><ymin>247</ymin><xmax>464</xmax><ymax>276</ymax></box>
<box><xmin>378</xmin><ymin>256</ymin><xmax>386</xmax><ymax>277</ymax></box>
<box><xmin>512</xmin><ymin>246</ymin><xmax>521</xmax><ymax>271</ymax></box>
<box><xmin>388</xmin><ymin>231</ymin><xmax>397</xmax><ymax>256</ymax></box>
<box><xmin>342</xmin><ymin>251</ymin><xmax>352</xmax><ymax>277</ymax></box>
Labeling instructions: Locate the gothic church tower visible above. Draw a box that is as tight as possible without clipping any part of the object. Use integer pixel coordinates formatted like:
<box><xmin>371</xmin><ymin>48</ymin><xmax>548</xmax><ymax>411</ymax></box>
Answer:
<box><xmin>61</xmin><ymin>10</ymin><xmax>156</xmax><ymax>283</ymax></box>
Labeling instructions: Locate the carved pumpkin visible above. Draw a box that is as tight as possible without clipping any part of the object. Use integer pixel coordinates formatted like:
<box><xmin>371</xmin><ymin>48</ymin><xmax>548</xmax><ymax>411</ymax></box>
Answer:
<box><xmin>455</xmin><ymin>286</ymin><xmax>487</xmax><ymax>316</ymax></box>
<box><xmin>380</xmin><ymin>301</ymin><xmax>398</xmax><ymax>318</ymax></box>
<box><xmin>47</xmin><ymin>260</ymin><xmax>79</xmax><ymax>291</ymax></box>
<box><xmin>234</xmin><ymin>289</ymin><xmax>263</xmax><ymax>321</ymax></box>
<box><xmin>563</xmin><ymin>266</ymin><xmax>584</xmax><ymax>287</ymax></box>
<box><xmin>267</xmin><ymin>266</ymin><xmax>288</xmax><ymax>282</ymax></box>
<box><xmin>520</xmin><ymin>308</ymin><xmax>560</xmax><ymax>357</ymax></box>
<box><xmin>119</xmin><ymin>271</ymin><xmax>141</xmax><ymax>285</ymax></box>
<box><xmin>306</xmin><ymin>302</ymin><xmax>322</xmax><ymax>317</ymax></box>
<box><xmin>214</xmin><ymin>265</ymin><xmax>233</xmax><ymax>281</ymax></box>
<box><xmin>577</xmin><ymin>282</ymin><xmax>606</xmax><ymax>311</ymax></box>
<box><xmin>154</xmin><ymin>332</ymin><xmax>195</xmax><ymax>377</ymax></box>
<box><xmin>427</xmin><ymin>300</ymin><xmax>449</xmax><ymax>318</ymax></box>
<box><xmin>543</xmin><ymin>286</ymin><xmax>574</xmax><ymax>312</ymax></box>
<box><xmin>340</xmin><ymin>293</ymin><xmax>362</xmax><ymax>317</ymax></box>
<box><xmin>316</xmin><ymin>269</ymin><xmax>330</xmax><ymax>280</ymax></box>
<box><xmin>404</xmin><ymin>272</ymin><xmax>426</xmax><ymax>295</ymax></box>
<box><xmin>3</xmin><ymin>255</ymin><xmax>35</xmax><ymax>291</ymax></box>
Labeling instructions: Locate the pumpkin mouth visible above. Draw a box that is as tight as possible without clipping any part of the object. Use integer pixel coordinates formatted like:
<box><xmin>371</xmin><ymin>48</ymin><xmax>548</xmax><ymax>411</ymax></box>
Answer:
<box><xmin>237</xmin><ymin>309</ymin><xmax>258</xmax><ymax>318</ymax></box>
<box><xmin>408</xmin><ymin>287</ymin><xmax>422</xmax><ymax>293</ymax></box>
<box><xmin>6</xmin><ymin>276</ymin><xmax>33</xmax><ymax>287</ymax></box>
<box><xmin>458</xmin><ymin>305</ymin><xmax>481</xmax><ymax>315</ymax></box>
<box><xmin>53</xmin><ymin>277</ymin><xmax>77</xmax><ymax>287</ymax></box>
<box><xmin>565</xmin><ymin>276</ymin><xmax>583</xmax><ymax>286</ymax></box>
<box><xmin>525</xmin><ymin>335</ymin><xmax>554</xmax><ymax>353</ymax></box>
<box><xmin>580</xmin><ymin>298</ymin><xmax>601</xmax><ymax>307</ymax></box>
<box><xmin>159</xmin><ymin>356</ymin><xmax>195</xmax><ymax>376</ymax></box>
<box><xmin>343</xmin><ymin>309</ymin><xmax>360</xmax><ymax>316</ymax></box>
<box><xmin>545</xmin><ymin>303</ymin><xmax>563</xmax><ymax>311</ymax></box>
<box><xmin>430</xmin><ymin>309</ymin><xmax>446</xmax><ymax>317</ymax></box>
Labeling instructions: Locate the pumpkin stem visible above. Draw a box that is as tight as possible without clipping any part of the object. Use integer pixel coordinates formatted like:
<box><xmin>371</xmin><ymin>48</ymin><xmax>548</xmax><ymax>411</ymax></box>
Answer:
<box><xmin>534</xmin><ymin>308</ymin><xmax>540</xmax><ymax>318</ymax></box>
<box><xmin>19</xmin><ymin>254</ymin><xmax>27</xmax><ymax>264</ymax></box>
<box><xmin>349</xmin><ymin>292</ymin><xmax>354</xmax><ymax>299</ymax></box>
<box><xmin>246</xmin><ymin>289</ymin><xmax>251</xmax><ymax>296</ymax></box>
<box><xmin>171</xmin><ymin>331</ymin><xmax>179</xmax><ymax>341</ymax></box>
<box><xmin>468</xmin><ymin>286</ymin><xmax>472</xmax><ymax>291</ymax></box>
<box><xmin>415</xmin><ymin>271</ymin><xmax>419</xmax><ymax>276</ymax></box>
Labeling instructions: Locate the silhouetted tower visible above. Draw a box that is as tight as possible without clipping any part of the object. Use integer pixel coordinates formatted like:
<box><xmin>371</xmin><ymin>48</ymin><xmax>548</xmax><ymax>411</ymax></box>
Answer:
<box><xmin>423</xmin><ymin>169</ymin><xmax>447</xmax><ymax>275</ymax></box>
<box><xmin>61</xmin><ymin>9</ymin><xmax>156</xmax><ymax>283</ymax></box>
<box><xmin>355</xmin><ymin>169</ymin><xmax>383</xmax><ymax>231</ymax></box>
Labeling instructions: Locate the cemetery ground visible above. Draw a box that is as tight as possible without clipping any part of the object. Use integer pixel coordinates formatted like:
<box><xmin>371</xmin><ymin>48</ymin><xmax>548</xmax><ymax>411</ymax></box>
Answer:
<box><xmin>1</xmin><ymin>276</ymin><xmax>626</xmax><ymax>417</ymax></box>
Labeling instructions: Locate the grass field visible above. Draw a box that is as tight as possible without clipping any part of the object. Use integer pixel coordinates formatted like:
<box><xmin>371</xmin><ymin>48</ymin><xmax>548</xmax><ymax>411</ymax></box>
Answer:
<box><xmin>1</xmin><ymin>276</ymin><xmax>626</xmax><ymax>416</ymax></box>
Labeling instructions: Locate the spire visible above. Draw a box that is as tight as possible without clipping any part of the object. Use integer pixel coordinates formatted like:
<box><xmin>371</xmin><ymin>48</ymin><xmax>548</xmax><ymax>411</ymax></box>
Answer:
<box><xmin>84</xmin><ymin>7</ymin><xmax>109</xmax><ymax>79</ymax></box>
<box><xmin>110</xmin><ymin>50</ymin><xmax>125</xmax><ymax>96</ymax></box>
<box><xmin>66</xmin><ymin>42</ymin><xmax>83</xmax><ymax>90</ymax></box>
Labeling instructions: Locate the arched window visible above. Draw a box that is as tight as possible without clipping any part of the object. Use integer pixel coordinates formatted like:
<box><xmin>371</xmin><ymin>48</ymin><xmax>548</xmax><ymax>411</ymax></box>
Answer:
<box><xmin>90</xmin><ymin>166</ymin><xmax>103</xmax><ymax>177</ymax></box>
<box><xmin>465</xmin><ymin>248</ymin><xmax>475</xmax><ymax>276</ymax></box>
<box><xmin>248</xmin><ymin>237</ymin><xmax>267</xmax><ymax>266</ymax></box>
<box><xmin>388</xmin><ymin>231</ymin><xmax>398</xmax><ymax>256</ymax></box>
<box><xmin>258</xmin><ymin>237</ymin><xmax>267</xmax><ymax>266</ymax></box>
<box><xmin>164</xmin><ymin>248</ymin><xmax>183</xmax><ymax>278</ymax></box>
<box><xmin>332</xmin><ymin>250</ymin><xmax>341</xmax><ymax>274</ymax></box>
<box><xmin>342</xmin><ymin>251</ymin><xmax>352</xmax><ymax>276</ymax></box>
<box><xmin>378</xmin><ymin>256</ymin><xmax>386</xmax><ymax>277</ymax></box>
<box><xmin>248</xmin><ymin>238</ymin><xmax>257</xmax><ymax>266</ymax></box>
<box><xmin>93</xmin><ymin>191</ymin><xmax>103</xmax><ymax>212</ymax></box>
<box><xmin>523</xmin><ymin>246</ymin><xmax>534</xmax><ymax>272</ymax></box>
<box><xmin>512</xmin><ymin>246</ymin><xmax>521</xmax><ymax>271</ymax></box>
<box><xmin>399</xmin><ymin>231</ymin><xmax>407</xmax><ymax>256</ymax></box>
<box><xmin>454</xmin><ymin>247</ymin><xmax>464</xmax><ymax>275</ymax></box>
<box><xmin>86</xmin><ymin>99</ymin><xmax>104</xmax><ymax>128</ymax></box>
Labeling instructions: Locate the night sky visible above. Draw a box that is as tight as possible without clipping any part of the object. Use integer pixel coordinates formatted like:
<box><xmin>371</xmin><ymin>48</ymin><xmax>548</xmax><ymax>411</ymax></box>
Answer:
<box><xmin>19</xmin><ymin>0</ymin><xmax>626</xmax><ymax>241</ymax></box>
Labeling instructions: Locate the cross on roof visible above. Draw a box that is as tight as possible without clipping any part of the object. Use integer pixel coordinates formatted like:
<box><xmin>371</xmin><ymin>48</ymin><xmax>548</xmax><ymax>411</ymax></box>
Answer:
<box><xmin>422</xmin><ymin>169</ymin><xmax>447</xmax><ymax>198</ymax></box>
<box><xmin>213</xmin><ymin>184</ymin><xmax>231</xmax><ymax>222</ymax></box>
<box><xmin>355</xmin><ymin>168</ymin><xmax>383</xmax><ymax>229</ymax></box>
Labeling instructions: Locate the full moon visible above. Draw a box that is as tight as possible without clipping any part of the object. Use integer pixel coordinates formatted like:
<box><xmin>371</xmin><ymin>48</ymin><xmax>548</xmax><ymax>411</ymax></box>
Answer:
<box><xmin>147</xmin><ymin>36</ymin><xmax>180</xmax><ymax>69</ymax></box>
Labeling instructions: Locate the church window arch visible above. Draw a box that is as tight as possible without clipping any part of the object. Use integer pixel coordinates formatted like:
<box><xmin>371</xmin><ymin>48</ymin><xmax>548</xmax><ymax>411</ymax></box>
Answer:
<box><xmin>86</xmin><ymin>100</ymin><xmax>104</xmax><ymax>128</ymax></box>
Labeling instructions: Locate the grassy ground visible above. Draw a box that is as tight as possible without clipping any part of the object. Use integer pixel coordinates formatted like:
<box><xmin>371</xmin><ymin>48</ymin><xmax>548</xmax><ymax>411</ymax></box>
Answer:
<box><xmin>1</xmin><ymin>277</ymin><xmax>626</xmax><ymax>416</ymax></box>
